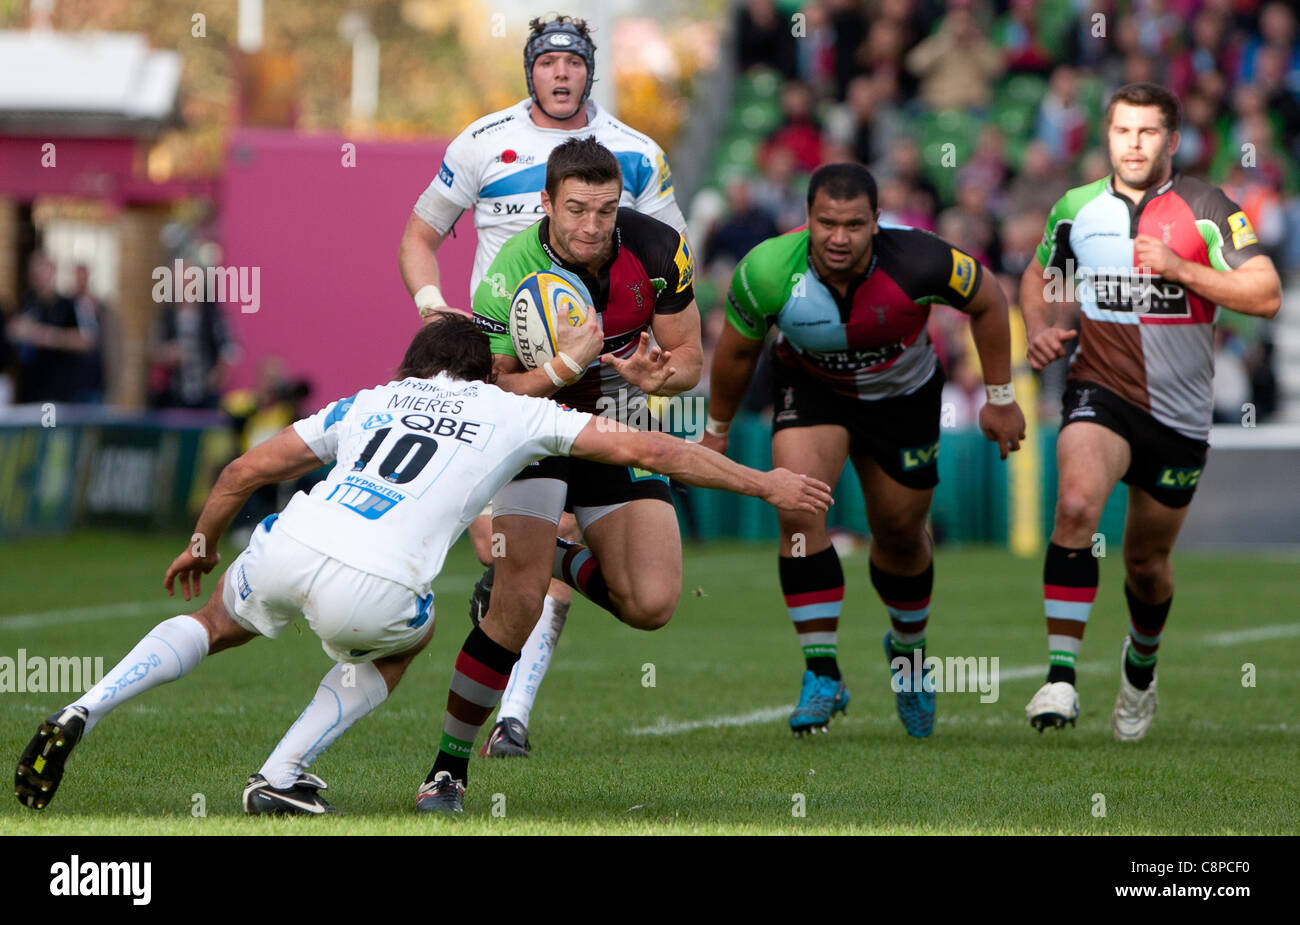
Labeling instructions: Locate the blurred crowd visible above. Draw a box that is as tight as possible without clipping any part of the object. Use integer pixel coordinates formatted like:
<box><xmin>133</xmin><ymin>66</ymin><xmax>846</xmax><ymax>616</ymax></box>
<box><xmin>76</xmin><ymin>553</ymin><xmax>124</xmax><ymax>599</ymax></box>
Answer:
<box><xmin>695</xmin><ymin>0</ymin><xmax>1296</xmax><ymax>423</ymax></box>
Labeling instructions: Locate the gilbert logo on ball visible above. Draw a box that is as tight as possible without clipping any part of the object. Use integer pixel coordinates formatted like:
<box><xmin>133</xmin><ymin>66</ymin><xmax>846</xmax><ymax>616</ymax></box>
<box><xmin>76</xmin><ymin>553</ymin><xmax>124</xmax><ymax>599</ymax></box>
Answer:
<box><xmin>510</xmin><ymin>271</ymin><xmax>592</xmax><ymax>370</ymax></box>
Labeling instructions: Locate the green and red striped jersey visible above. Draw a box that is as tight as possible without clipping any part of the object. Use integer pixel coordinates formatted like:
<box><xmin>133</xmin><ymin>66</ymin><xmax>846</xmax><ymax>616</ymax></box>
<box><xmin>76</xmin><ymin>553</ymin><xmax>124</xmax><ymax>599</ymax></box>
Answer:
<box><xmin>725</xmin><ymin>225</ymin><xmax>982</xmax><ymax>400</ymax></box>
<box><xmin>1036</xmin><ymin>172</ymin><xmax>1264</xmax><ymax>441</ymax></box>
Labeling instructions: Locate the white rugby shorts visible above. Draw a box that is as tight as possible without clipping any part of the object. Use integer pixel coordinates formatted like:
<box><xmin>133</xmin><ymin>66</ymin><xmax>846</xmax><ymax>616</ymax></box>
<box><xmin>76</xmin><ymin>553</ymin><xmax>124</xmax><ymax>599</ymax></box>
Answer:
<box><xmin>220</xmin><ymin>517</ymin><xmax>434</xmax><ymax>663</ymax></box>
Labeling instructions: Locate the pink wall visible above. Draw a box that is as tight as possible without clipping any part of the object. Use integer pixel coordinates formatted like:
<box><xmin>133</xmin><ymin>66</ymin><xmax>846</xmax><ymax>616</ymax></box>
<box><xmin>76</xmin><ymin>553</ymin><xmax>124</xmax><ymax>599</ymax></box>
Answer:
<box><xmin>218</xmin><ymin>129</ymin><xmax>478</xmax><ymax>407</ymax></box>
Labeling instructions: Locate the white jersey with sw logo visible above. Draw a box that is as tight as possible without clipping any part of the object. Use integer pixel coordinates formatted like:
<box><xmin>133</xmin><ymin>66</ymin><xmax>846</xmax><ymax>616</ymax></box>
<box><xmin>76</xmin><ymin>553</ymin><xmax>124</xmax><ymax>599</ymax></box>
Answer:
<box><xmin>413</xmin><ymin>98</ymin><xmax>686</xmax><ymax>298</ymax></box>
<box><xmin>276</xmin><ymin>374</ymin><xmax>592</xmax><ymax>593</ymax></box>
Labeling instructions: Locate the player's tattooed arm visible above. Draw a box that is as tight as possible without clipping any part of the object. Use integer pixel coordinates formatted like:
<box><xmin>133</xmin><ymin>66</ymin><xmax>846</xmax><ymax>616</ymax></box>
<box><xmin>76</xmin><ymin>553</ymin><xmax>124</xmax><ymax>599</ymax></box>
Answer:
<box><xmin>165</xmin><ymin>427</ymin><xmax>326</xmax><ymax>599</ymax></box>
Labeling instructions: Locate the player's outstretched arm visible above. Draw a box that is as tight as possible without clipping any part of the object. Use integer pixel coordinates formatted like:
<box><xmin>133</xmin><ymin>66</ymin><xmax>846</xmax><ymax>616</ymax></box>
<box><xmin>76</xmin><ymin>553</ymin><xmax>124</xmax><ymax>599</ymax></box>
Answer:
<box><xmin>164</xmin><ymin>427</ymin><xmax>326</xmax><ymax>600</ymax></box>
<box><xmin>569</xmin><ymin>420</ymin><xmax>832</xmax><ymax>513</ymax></box>
<box><xmin>1020</xmin><ymin>254</ymin><xmax>1078</xmax><ymax>371</ymax></box>
<box><xmin>700</xmin><ymin>321</ymin><xmax>765</xmax><ymax>455</ymax></box>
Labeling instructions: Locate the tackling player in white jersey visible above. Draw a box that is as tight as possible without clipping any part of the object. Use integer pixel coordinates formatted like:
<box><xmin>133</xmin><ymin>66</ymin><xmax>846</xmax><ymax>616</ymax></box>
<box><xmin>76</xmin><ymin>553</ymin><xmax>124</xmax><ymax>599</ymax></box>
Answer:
<box><xmin>397</xmin><ymin>14</ymin><xmax>688</xmax><ymax>757</ymax></box>
<box><xmin>14</xmin><ymin>312</ymin><xmax>831</xmax><ymax>814</ymax></box>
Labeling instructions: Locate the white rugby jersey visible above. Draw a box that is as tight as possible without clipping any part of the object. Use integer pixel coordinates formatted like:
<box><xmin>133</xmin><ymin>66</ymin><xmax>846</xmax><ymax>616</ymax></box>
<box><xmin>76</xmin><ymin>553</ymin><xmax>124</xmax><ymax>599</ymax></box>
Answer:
<box><xmin>275</xmin><ymin>374</ymin><xmax>592</xmax><ymax>593</ymax></box>
<box><xmin>413</xmin><ymin>99</ymin><xmax>686</xmax><ymax>297</ymax></box>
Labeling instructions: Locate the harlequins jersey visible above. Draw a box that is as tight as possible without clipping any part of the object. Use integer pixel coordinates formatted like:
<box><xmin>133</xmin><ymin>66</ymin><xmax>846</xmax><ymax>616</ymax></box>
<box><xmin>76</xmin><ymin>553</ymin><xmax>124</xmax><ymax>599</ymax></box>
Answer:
<box><xmin>1036</xmin><ymin>172</ymin><xmax>1264</xmax><ymax>441</ymax></box>
<box><xmin>472</xmin><ymin>208</ymin><xmax>696</xmax><ymax>415</ymax></box>
<box><xmin>725</xmin><ymin>225</ymin><xmax>983</xmax><ymax>400</ymax></box>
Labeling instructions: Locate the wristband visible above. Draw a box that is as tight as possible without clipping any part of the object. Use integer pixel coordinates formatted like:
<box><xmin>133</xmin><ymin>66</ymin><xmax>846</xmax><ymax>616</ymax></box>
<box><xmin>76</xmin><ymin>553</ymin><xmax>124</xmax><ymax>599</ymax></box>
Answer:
<box><xmin>415</xmin><ymin>284</ymin><xmax>448</xmax><ymax>319</ymax></box>
<box><xmin>705</xmin><ymin>415</ymin><xmax>732</xmax><ymax>437</ymax></box>
<box><xmin>543</xmin><ymin>360</ymin><xmax>567</xmax><ymax>389</ymax></box>
<box><xmin>985</xmin><ymin>382</ymin><xmax>1016</xmax><ymax>406</ymax></box>
<box><xmin>557</xmin><ymin>351</ymin><xmax>585</xmax><ymax>377</ymax></box>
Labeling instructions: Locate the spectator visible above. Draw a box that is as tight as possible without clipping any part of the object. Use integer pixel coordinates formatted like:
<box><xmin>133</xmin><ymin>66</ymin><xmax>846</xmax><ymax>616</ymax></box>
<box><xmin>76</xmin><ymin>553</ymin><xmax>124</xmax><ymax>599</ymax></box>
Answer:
<box><xmin>1168</xmin><ymin>9</ymin><xmax>1243</xmax><ymax>99</ymax></box>
<box><xmin>959</xmin><ymin>125</ymin><xmax>1010</xmax><ymax>210</ymax></box>
<box><xmin>1173</xmin><ymin>90</ymin><xmax>1220</xmax><ymax>175</ymax></box>
<box><xmin>940</xmin><ymin>350</ymin><xmax>986</xmax><ymax>428</ymax></box>
<box><xmin>751</xmin><ymin>145</ymin><xmax>806</xmax><ymax>232</ymax></box>
<box><xmin>824</xmin><ymin>0</ymin><xmax>871</xmax><ymax>101</ymax></box>
<box><xmin>794</xmin><ymin>0</ymin><xmax>838</xmax><ymax>97</ymax></box>
<box><xmin>1063</xmin><ymin>0</ymin><xmax>1117</xmax><ymax>72</ymax></box>
<box><xmin>1004</xmin><ymin>141</ymin><xmax>1072</xmax><ymax>216</ymax></box>
<box><xmin>10</xmin><ymin>253</ymin><xmax>94</xmax><ymax>405</ymax></box>
<box><xmin>877</xmin><ymin>174</ymin><xmax>933</xmax><ymax>228</ymax></box>
<box><xmin>703</xmin><ymin>177</ymin><xmax>780</xmax><ymax>270</ymax></box>
<box><xmin>904</xmin><ymin>0</ymin><xmax>1003</xmax><ymax>111</ymax></box>
<box><xmin>998</xmin><ymin>0</ymin><xmax>1054</xmax><ymax>76</ymax></box>
<box><xmin>736</xmin><ymin>0</ymin><xmax>797</xmax><ymax>79</ymax></box>
<box><xmin>1238</xmin><ymin>1</ymin><xmax>1300</xmax><ymax>92</ymax></box>
<box><xmin>1036</xmin><ymin>66</ymin><xmax>1089</xmax><ymax>164</ymax></box>
<box><xmin>1212</xmin><ymin>328</ymin><xmax>1252</xmax><ymax>424</ymax></box>
<box><xmin>997</xmin><ymin>210</ymin><xmax>1047</xmax><ymax>277</ymax></box>
<box><xmin>69</xmin><ymin>264</ymin><xmax>106</xmax><ymax>404</ymax></box>
<box><xmin>0</xmin><ymin>302</ymin><xmax>13</xmax><ymax>407</ymax></box>
<box><xmin>1253</xmin><ymin>44</ymin><xmax>1300</xmax><ymax>159</ymax></box>
<box><xmin>938</xmin><ymin>179</ymin><xmax>999</xmax><ymax>267</ymax></box>
<box><xmin>150</xmin><ymin>263</ymin><xmax>240</xmax><ymax>410</ymax></box>
<box><xmin>761</xmin><ymin>80</ymin><xmax>826</xmax><ymax>172</ymax></box>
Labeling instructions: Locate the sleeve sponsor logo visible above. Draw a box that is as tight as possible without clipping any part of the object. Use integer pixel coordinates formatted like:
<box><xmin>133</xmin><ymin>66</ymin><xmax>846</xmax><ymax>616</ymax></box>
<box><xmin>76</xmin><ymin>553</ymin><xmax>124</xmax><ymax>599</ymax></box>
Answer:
<box><xmin>472</xmin><ymin>313</ymin><xmax>508</xmax><ymax>335</ymax></box>
<box><xmin>727</xmin><ymin>290</ymin><xmax>755</xmax><ymax>328</ymax></box>
<box><xmin>948</xmin><ymin>249</ymin><xmax>976</xmax><ymax>298</ymax></box>
<box><xmin>656</xmin><ymin>151</ymin><xmax>673</xmax><ymax>198</ymax></box>
<box><xmin>438</xmin><ymin>161</ymin><xmax>455</xmax><ymax>187</ymax></box>
<box><xmin>1227</xmin><ymin>211</ymin><xmax>1258</xmax><ymax>249</ymax></box>
<box><xmin>674</xmin><ymin>236</ymin><xmax>695</xmax><ymax>293</ymax></box>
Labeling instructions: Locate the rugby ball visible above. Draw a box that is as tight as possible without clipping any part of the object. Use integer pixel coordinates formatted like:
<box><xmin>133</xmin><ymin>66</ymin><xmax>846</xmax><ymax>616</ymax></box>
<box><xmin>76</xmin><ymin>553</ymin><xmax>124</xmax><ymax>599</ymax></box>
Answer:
<box><xmin>509</xmin><ymin>271</ymin><xmax>592</xmax><ymax>370</ymax></box>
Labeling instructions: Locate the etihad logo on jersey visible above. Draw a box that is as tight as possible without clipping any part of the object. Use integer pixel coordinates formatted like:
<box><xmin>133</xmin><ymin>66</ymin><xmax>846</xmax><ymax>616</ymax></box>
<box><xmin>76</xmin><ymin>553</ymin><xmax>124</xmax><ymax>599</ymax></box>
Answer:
<box><xmin>1156</xmin><ymin>466</ymin><xmax>1202</xmax><ymax>490</ymax></box>
<box><xmin>674</xmin><ymin>236</ymin><xmax>695</xmax><ymax>293</ymax></box>
<box><xmin>948</xmin><ymin>249</ymin><xmax>976</xmax><ymax>298</ymax></box>
<box><xmin>438</xmin><ymin>161</ymin><xmax>454</xmax><ymax>187</ymax></box>
<box><xmin>805</xmin><ymin>341</ymin><xmax>905</xmax><ymax>373</ymax></box>
<box><xmin>1227</xmin><ymin>211</ymin><xmax>1258</xmax><ymax>249</ymax></box>
<box><xmin>900</xmin><ymin>439</ymin><xmax>940</xmax><ymax>471</ymax></box>
<box><xmin>1082</xmin><ymin>267</ymin><xmax>1188</xmax><ymax>317</ymax></box>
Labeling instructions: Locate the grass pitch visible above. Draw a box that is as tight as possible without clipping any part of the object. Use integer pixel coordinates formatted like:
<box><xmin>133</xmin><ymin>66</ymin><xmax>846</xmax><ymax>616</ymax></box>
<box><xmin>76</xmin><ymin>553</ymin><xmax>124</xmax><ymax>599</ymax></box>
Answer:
<box><xmin>0</xmin><ymin>530</ymin><xmax>1295</xmax><ymax>835</ymax></box>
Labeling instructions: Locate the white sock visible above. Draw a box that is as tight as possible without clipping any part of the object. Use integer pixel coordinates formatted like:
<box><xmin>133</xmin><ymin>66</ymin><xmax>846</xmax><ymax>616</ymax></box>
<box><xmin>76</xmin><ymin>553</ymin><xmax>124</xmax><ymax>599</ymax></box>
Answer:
<box><xmin>498</xmin><ymin>596</ymin><xmax>568</xmax><ymax>727</ymax></box>
<box><xmin>72</xmin><ymin>615</ymin><xmax>210</xmax><ymax>735</ymax></box>
<box><xmin>258</xmin><ymin>661</ymin><xmax>388</xmax><ymax>789</ymax></box>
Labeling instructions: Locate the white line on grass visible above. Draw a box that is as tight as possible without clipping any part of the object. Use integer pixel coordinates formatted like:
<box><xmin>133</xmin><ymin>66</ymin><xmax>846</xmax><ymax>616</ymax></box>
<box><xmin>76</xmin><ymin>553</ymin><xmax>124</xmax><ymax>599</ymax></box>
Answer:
<box><xmin>0</xmin><ymin>576</ymin><xmax>475</xmax><ymax>632</ymax></box>
<box><xmin>1201</xmin><ymin>624</ymin><xmax>1300</xmax><ymax>647</ymax></box>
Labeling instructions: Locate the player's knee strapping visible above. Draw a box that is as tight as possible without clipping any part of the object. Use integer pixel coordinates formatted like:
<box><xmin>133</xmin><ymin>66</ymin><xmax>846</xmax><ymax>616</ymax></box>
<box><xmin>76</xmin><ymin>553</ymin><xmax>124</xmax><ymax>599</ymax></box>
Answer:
<box><xmin>1124</xmin><ymin>584</ymin><xmax>1171</xmax><ymax>690</ymax></box>
<box><xmin>1043</xmin><ymin>543</ymin><xmax>1099</xmax><ymax>684</ymax></box>
<box><xmin>780</xmin><ymin>546</ymin><xmax>844</xmax><ymax>679</ymax></box>
<box><xmin>872</xmin><ymin>559</ymin><xmax>934</xmax><ymax>659</ymax></box>
<box><xmin>432</xmin><ymin>626</ymin><xmax>519</xmax><ymax>783</ymax></box>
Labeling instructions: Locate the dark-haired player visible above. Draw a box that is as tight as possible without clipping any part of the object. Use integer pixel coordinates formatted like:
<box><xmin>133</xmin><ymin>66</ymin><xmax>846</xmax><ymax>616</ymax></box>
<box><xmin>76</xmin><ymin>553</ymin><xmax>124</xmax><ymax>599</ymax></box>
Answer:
<box><xmin>415</xmin><ymin>137</ymin><xmax>705</xmax><ymax>811</ymax></box>
<box><xmin>1021</xmin><ymin>83</ymin><xmax>1282</xmax><ymax>740</ymax></box>
<box><xmin>702</xmin><ymin>163</ymin><xmax>1025</xmax><ymax>738</ymax></box>
<box><xmin>399</xmin><ymin>14</ymin><xmax>688</xmax><ymax>757</ymax></box>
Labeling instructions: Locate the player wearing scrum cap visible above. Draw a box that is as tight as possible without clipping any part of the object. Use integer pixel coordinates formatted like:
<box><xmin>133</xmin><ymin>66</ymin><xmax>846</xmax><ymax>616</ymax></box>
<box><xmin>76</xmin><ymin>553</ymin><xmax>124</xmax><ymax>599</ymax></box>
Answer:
<box><xmin>398</xmin><ymin>14</ymin><xmax>688</xmax><ymax>758</ymax></box>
